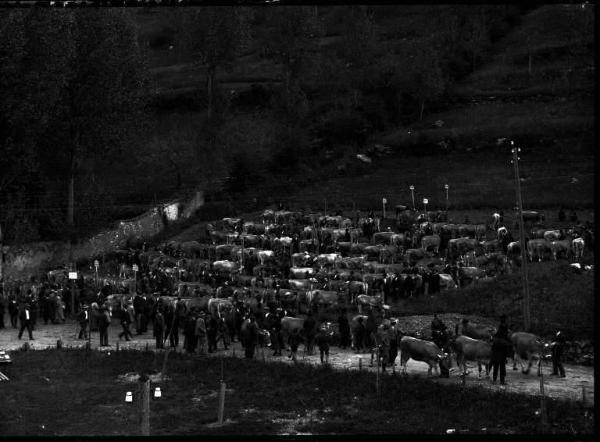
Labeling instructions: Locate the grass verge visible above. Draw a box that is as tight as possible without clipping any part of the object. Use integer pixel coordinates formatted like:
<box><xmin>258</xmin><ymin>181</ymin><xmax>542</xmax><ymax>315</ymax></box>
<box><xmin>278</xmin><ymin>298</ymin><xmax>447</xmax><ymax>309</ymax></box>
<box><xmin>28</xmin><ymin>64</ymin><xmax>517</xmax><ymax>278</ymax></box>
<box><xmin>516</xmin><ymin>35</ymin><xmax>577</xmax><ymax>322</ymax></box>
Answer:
<box><xmin>0</xmin><ymin>349</ymin><xmax>593</xmax><ymax>435</ymax></box>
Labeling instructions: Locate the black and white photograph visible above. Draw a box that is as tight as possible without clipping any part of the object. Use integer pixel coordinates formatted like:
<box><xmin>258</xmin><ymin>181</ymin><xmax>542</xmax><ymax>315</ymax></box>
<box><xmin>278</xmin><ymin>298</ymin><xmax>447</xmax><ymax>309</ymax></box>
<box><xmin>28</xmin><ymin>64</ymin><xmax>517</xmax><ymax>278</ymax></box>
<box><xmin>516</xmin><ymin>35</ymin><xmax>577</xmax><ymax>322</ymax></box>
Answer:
<box><xmin>0</xmin><ymin>0</ymin><xmax>594</xmax><ymax>436</ymax></box>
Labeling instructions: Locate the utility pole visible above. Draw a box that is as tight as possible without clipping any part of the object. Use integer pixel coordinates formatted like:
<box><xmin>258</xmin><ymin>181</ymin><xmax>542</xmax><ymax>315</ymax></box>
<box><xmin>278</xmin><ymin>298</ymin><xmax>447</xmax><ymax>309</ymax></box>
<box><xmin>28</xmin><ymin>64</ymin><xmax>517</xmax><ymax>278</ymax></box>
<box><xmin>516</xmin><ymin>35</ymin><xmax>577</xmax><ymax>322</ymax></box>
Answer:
<box><xmin>511</xmin><ymin>141</ymin><xmax>531</xmax><ymax>331</ymax></box>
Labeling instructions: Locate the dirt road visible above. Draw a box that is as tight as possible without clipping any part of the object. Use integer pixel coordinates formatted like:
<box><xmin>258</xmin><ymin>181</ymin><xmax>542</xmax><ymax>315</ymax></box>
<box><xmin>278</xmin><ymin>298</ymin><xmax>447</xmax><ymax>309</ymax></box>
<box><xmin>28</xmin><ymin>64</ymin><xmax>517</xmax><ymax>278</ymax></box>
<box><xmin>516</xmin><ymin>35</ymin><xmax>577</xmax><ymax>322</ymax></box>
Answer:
<box><xmin>0</xmin><ymin>320</ymin><xmax>593</xmax><ymax>406</ymax></box>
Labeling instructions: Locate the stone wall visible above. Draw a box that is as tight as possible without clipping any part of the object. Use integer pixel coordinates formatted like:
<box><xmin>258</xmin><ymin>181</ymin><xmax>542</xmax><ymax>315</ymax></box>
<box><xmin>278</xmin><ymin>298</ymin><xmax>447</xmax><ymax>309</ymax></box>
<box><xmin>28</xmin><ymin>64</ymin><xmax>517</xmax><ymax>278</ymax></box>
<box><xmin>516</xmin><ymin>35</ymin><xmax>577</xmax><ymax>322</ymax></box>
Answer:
<box><xmin>1</xmin><ymin>191</ymin><xmax>205</xmax><ymax>280</ymax></box>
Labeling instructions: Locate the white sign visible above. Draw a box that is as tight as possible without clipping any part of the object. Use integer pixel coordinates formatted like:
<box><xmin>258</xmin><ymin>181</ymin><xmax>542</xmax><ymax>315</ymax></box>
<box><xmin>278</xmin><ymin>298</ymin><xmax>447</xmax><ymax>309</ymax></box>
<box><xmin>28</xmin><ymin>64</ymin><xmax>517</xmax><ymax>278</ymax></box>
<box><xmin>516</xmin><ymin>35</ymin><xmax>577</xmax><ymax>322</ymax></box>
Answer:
<box><xmin>382</xmin><ymin>198</ymin><xmax>387</xmax><ymax>204</ymax></box>
<box><xmin>68</xmin><ymin>272</ymin><xmax>78</xmax><ymax>280</ymax></box>
<box><xmin>409</xmin><ymin>185</ymin><xmax>414</xmax><ymax>190</ymax></box>
<box><xmin>444</xmin><ymin>184</ymin><xmax>449</xmax><ymax>190</ymax></box>
<box><xmin>94</xmin><ymin>260</ymin><xmax>99</xmax><ymax>269</ymax></box>
<box><xmin>423</xmin><ymin>198</ymin><xmax>429</xmax><ymax>205</ymax></box>
<box><xmin>132</xmin><ymin>264</ymin><xmax>139</xmax><ymax>272</ymax></box>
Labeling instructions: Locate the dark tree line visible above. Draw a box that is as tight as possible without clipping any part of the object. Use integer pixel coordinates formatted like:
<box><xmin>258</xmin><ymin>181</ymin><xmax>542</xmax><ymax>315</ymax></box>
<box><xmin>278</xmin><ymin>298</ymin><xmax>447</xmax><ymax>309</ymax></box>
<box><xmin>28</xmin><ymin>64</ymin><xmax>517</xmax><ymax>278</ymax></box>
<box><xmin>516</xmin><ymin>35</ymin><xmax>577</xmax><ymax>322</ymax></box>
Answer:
<box><xmin>0</xmin><ymin>5</ymin><xmax>530</xmax><ymax>244</ymax></box>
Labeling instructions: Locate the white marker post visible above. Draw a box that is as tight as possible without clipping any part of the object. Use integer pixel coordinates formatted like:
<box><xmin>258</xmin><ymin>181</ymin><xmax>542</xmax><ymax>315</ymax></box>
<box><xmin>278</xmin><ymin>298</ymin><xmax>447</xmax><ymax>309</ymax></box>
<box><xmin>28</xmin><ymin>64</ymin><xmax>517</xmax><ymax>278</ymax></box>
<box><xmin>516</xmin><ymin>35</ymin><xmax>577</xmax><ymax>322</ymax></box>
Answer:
<box><xmin>382</xmin><ymin>198</ymin><xmax>387</xmax><ymax>219</ymax></box>
<box><xmin>423</xmin><ymin>198</ymin><xmax>429</xmax><ymax>219</ymax></box>
<box><xmin>94</xmin><ymin>259</ymin><xmax>99</xmax><ymax>289</ymax></box>
<box><xmin>444</xmin><ymin>184</ymin><xmax>449</xmax><ymax>212</ymax></box>
<box><xmin>132</xmin><ymin>264</ymin><xmax>139</xmax><ymax>295</ymax></box>
<box><xmin>409</xmin><ymin>186</ymin><xmax>415</xmax><ymax>210</ymax></box>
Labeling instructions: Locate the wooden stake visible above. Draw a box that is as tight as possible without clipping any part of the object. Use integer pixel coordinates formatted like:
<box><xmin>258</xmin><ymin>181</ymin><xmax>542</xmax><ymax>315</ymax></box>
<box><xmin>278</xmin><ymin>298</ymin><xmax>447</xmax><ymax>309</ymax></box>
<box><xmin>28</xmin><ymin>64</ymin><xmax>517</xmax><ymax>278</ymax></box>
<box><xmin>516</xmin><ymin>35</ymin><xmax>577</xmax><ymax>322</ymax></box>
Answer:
<box><xmin>217</xmin><ymin>381</ymin><xmax>226</xmax><ymax>425</ymax></box>
<box><xmin>140</xmin><ymin>379</ymin><xmax>150</xmax><ymax>436</ymax></box>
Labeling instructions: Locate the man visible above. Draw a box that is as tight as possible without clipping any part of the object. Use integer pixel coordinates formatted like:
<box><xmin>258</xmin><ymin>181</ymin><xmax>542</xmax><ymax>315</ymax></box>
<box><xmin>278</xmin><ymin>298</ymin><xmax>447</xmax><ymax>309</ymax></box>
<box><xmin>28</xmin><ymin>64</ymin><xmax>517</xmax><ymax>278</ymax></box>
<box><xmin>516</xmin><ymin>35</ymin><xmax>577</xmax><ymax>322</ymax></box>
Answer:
<box><xmin>388</xmin><ymin>319</ymin><xmax>400</xmax><ymax>372</ymax></box>
<box><xmin>365</xmin><ymin>308</ymin><xmax>377</xmax><ymax>348</ymax></box>
<box><xmin>431</xmin><ymin>313</ymin><xmax>447</xmax><ymax>349</ymax></box>
<box><xmin>303</xmin><ymin>311</ymin><xmax>316</xmax><ymax>356</ymax></box>
<box><xmin>133</xmin><ymin>293</ymin><xmax>144</xmax><ymax>335</ymax></box>
<box><xmin>315</xmin><ymin>325</ymin><xmax>332</xmax><ymax>364</ymax></box>
<box><xmin>98</xmin><ymin>305</ymin><xmax>111</xmax><ymax>347</ymax></box>
<box><xmin>9</xmin><ymin>295</ymin><xmax>18</xmax><ymax>328</ymax></box>
<box><xmin>354</xmin><ymin>317</ymin><xmax>366</xmax><ymax>353</ymax></box>
<box><xmin>288</xmin><ymin>328</ymin><xmax>303</xmax><ymax>363</ymax></box>
<box><xmin>550</xmin><ymin>331</ymin><xmax>566</xmax><ymax>378</ymax></box>
<box><xmin>206</xmin><ymin>313</ymin><xmax>219</xmax><ymax>353</ymax></box>
<box><xmin>268</xmin><ymin>309</ymin><xmax>282</xmax><ymax>357</ymax></box>
<box><xmin>183</xmin><ymin>310</ymin><xmax>198</xmax><ymax>353</ymax></box>
<box><xmin>119</xmin><ymin>301</ymin><xmax>135</xmax><ymax>341</ymax></box>
<box><xmin>338</xmin><ymin>311</ymin><xmax>350</xmax><ymax>349</ymax></box>
<box><xmin>153</xmin><ymin>307</ymin><xmax>165</xmax><ymax>349</ymax></box>
<box><xmin>195</xmin><ymin>312</ymin><xmax>207</xmax><ymax>355</ymax></box>
<box><xmin>490</xmin><ymin>315</ymin><xmax>510</xmax><ymax>385</ymax></box>
<box><xmin>77</xmin><ymin>305</ymin><xmax>89</xmax><ymax>340</ymax></box>
<box><xmin>18</xmin><ymin>303</ymin><xmax>34</xmax><ymax>340</ymax></box>
<box><xmin>243</xmin><ymin>316</ymin><xmax>259</xmax><ymax>359</ymax></box>
<box><xmin>371</xmin><ymin>320</ymin><xmax>391</xmax><ymax>372</ymax></box>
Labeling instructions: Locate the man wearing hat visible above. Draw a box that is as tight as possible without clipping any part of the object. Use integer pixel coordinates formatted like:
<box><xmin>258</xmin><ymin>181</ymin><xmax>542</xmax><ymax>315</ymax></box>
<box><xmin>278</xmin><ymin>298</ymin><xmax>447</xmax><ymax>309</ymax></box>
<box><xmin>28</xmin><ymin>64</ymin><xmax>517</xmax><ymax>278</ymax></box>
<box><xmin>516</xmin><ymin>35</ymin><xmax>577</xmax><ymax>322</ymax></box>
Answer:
<box><xmin>490</xmin><ymin>314</ymin><xmax>510</xmax><ymax>385</ymax></box>
<box><xmin>195</xmin><ymin>311</ymin><xmax>207</xmax><ymax>355</ymax></box>
<box><xmin>98</xmin><ymin>305</ymin><xmax>111</xmax><ymax>347</ymax></box>
<box><xmin>550</xmin><ymin>330</ymin><xmax>566</xmax><ymax>378</ymax></box>
<box><xmin>77</xmin><ymin>304</ymin><xmax>90</xmax><ymax>340</ymax></box>
<box><xmin>18</xmin><ymin>302</ymin><xmax>34</xmax><ymax>340</ymax></box>
<box><xmin>119</xmin><ymin>300</ymin><xmax>134</xmax><ymax>341</ymax></box>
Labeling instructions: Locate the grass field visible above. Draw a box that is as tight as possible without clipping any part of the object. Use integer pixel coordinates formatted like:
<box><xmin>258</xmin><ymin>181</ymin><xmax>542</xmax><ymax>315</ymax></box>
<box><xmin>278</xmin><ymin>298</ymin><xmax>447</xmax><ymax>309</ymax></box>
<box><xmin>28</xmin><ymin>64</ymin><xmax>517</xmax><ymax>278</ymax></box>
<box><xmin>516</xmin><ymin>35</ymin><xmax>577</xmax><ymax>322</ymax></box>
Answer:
<box><xmin>0</xmin><ymin>349</ymin><xmax>593</xmax><ymax>436</ymax></box>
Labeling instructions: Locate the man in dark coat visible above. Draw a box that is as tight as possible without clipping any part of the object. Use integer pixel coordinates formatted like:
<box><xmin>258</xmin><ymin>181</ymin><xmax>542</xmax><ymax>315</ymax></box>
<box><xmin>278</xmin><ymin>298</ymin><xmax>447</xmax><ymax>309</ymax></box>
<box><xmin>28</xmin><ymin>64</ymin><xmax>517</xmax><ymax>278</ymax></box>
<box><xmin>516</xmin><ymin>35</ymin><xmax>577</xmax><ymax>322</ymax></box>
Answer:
<box><xmin>550</xmin><ymin>331</ymin><xmax>566</xmax><ymax>378</ymax></box>
<box><xmin>153</xmin><ymin>308</ymin><xmax>166</xmax><ymax>349</ymax></box>
<box><xmin>354</xmin><ymin>316</ymin><xmax>366</xmax><ymax>353</ymax></box>
<box><xmin>241</xmin><ymin>316</ymin><xmax>259</xmax><ymax>359</ymax></box>
<box><xmin>183</xmin><ymin>311</ymin><xmax>198</xmax><ymax>353</ymax></box>
<box><xmin>206</xmin><ymin>313</ymin><xmax>219</xmax><ymax>353</ymax></box>
<box><xmin>303</xmin><ymin>311</ymin><xmax>316</xmax><ymax>355</ymax></box>
<box><xmin>338</xmin><ymin>311</ymin><xmax>351</xmax><ymax>349</ymax></box>
<box><xmin>365</xmin><ymin>309</ymin><xmax>377</xmax><ymax>348</ymax></box>
<box><xmin>18</xmin><ymin>303</ymin><xmax>34</xmax><ymax>340</ymax></box>
<box><xmin>77</xmin><ymin>305</ymin><xmax>89</xmax><ymax>340</ymax></box>
<box><xmin>98</xmin><ymin>305</ymin><xmax>111</xmax><ymax>346</ymax></box>
<box><xmin>315</xmin><ymin>325</ymin><xmax>332</xmax><ymax>364</ymax></box>
<box><xmin>9</xmin><ymin>295</ymin><xmax>18</xmax><ymax>328</ymax></box>
<box><xmin>490</xmin><ymin>315</ymin><xmax>510</xmax><ymax>385</ymax></box>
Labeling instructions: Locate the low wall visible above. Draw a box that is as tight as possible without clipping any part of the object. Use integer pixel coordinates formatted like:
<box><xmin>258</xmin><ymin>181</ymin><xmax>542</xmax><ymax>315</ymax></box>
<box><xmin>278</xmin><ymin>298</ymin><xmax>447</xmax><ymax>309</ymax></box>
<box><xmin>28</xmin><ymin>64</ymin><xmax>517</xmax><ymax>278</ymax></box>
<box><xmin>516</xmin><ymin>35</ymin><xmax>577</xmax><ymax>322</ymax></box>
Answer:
<box><xmin>1</xmin><ymin>191</ymin><xmax>205</xmax><ymax>280</ymax></box>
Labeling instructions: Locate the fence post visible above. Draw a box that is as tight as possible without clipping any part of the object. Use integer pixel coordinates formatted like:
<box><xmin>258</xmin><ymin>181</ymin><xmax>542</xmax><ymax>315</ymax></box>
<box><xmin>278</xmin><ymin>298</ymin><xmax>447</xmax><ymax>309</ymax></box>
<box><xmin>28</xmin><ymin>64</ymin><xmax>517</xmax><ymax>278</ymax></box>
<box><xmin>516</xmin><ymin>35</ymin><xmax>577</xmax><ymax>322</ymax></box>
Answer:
<box><xmin>539</xmin><ymin>361</ymin><xmax>547</xmax><ymax>430</ymax></box>
<box><xmin>139</xmin><ymin>377</ymin><xmax>150</xmax><ymax>436</ymax></box>
<box><xmin>359</xmin><ymin>357</ymin><xmax>362</xmax><ymax>371</ymax></box>
<box><xmin>217</xmin><ymin>381</ymin><xmax>226</xmax><ymax>425</ymax></box>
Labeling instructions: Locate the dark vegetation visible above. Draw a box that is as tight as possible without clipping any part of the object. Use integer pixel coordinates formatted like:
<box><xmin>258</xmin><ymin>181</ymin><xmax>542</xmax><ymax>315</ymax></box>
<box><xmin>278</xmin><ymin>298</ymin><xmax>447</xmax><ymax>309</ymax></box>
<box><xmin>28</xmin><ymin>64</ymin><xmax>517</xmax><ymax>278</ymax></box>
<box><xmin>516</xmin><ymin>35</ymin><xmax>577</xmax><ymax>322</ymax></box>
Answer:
<box><xmin>0</xmin><ymin>348</ymin><xmax>593</xmax><ymax>435</ymax></box>
<box><xmin>396</xmin><ymin>261</ymin><xmax>594</xmax><ymax>341</ymax></box>
<box><xmin>0</xmin><ymin>4</ymin><xmax>593</xmax><ymax>244</ymax></box>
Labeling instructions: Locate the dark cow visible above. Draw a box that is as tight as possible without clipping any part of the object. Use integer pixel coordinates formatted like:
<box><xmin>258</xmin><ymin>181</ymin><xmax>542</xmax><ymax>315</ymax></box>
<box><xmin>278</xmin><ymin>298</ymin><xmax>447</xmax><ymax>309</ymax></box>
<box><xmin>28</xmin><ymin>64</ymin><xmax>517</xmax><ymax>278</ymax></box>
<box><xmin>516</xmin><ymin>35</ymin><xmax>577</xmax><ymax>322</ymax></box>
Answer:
<box><xmin>399</xmin><ymin>336</ymin><xmax>449</xmax><ymax>376</ymax></box>
<box><xmin>511</xmin><ymin>332</ymin><xmax>544</xmax><ymax>375</ymax></box>
<box><xmin>455</xmin><ymin>321</ymin><xmax>494</xmax><ymax>341</ymax></box>
<box><xmin>280</xmin><ymin>316</ymin><xmax>305</xmax><ymax>348</ymax></box>
<box><xmin>451</xmin><ymin>335</ymin><xmax>491</xmax><ymax>377</ymax></box>
<box><xmin>421</xmin><ymin>235</ymin><xmax>441</xmax><ymax>254</ymax></box>
<box><xmin>526</xmin><ymin>239</ymin><xmax>552</xmax><ymax>262</ymax></box>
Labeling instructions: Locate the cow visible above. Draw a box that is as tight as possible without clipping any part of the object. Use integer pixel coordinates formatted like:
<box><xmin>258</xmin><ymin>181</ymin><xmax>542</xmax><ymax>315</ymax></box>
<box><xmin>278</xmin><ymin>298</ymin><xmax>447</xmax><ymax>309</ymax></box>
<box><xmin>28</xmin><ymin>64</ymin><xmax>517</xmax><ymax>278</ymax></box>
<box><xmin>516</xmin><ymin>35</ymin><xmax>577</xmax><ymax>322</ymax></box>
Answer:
<box><xmin>451</xmin><ymin>335</ymin><xmax>492</xmax><ymax>378</ymax></box>
<box><xmin>405</xmin><ymin>248</ymin><xmax>425</xmax><ymax>265</ymax></box>
<box><xmin>526</xmin><ymin>239</ymin><xmax>552</xmax><ymax>262</ymax></box>
<box><xmin>280</xmin><ymin>316</ymin><xmax>305</xmax><ymax>348</ymax></box>
<box><xmin>511</xmin><ymin>332</ymin><xmax>544</xmax><ymax>375</ymax></box>
<box><xmin>314</xmin><ymin>253</ymin><xmax>342</xmax><ymax>268</ymax></box>
<box><xmin>458</xmin><ymin>266</ymin><xmax>486</xmax><ymax>286</ymax></box>
<box><xmin>212</xmin><ymin>260</ymin><xmax>240</xmax><ymax>273</ymax></box>
<box><xmin>522</xmin><ymin>210</ymin><xmax>544</xmax><ymax>224</ymax></box>
<box><xmin>438</xmin><ymin>273</ymin><xmax>457</xmax><ymax>290</ymax></box>
<box><xmin>399</xmin><ymin>336</ymin><xmax>450</xmax><ymax>376</ymax></box>
<box><xmin>336</xmin><ymin>242</ymin><xmax>353</xmax><ymax>256</ymax></box>
<box><xmin>244</xmin><ymin>222</ymin><xmax>266</xmax><ymax>235</ymax></box>
<box><xmin>572</xmin><ymin>237</ymin><xmax>585</xmax><ymax>260</ymax></box>
<box><xmin>215</xmin><ymin>244</ymin><xmax>235</xmax><ymax>260</ymax></box>
<box><xmin>543</xmin><ymin>230</ymin><xmax>562</xmax><ymax>242</ymax></box>
<box><xmin>208</xmin><ymin>298</ymin><xmax>233</xmax><ymax>317</ymax></box>
<box><xmin>310</xmin><ymin>290</ymin><xmax>340</xmax><ymax>309</ymax></box>
<box><xmin>339</xmin><ymin>256</ymin><xmax>365</xmax><ymax>270</ymax></box>
<box><xmin>257</xmin><ymin>250</ymin><xmax>276</xmax><ymax>265</ymax></box>
<box><xmin>289</xmin><ymin>267</ymin><xmax>316</xmax><ymax>279</ymax></box>
<box><xmin>497</xmin><ymin>226</ymin><xmax>508</xmax><ymax>240</ymax></box>
<box><xmin>373</xmin><ymin>231</ymin><xmax>396</xmax><ymax>245</ymax></box>
<box><xmin>236</xmin><ymin>234</ymin><xmax>260</xmax><ymax>248</ymax></box>
<box><xmin>447</xmin><ymin>238</ymin><xmax>480</xmax><ymax>261</ymax></box>
<box><xmin>481</xmin><ymin>239</ymin><xmax>500</xmax><ymax>254</ymax></box>
<box><xmin>455</xmin><ymin>321</ymin><xmax>494</xmax><ymax>341</ymax></box>
<box><xmin>550</xmin><ymin>240</ymin><xmax>572</xmax><ymax>261</ymax></box>
<box><xmin>288</xmin><ymin>279</ymin><xmax>313</xmax><ymax>291</ymax></box>
<box><xmin>421</xmin><ymin>235</ymin><xmax>441</xmax><ymax>254</ymax></box>
<box><xmin>299</xmin><ymin>239</ymin><xmax>317</xmax><ymax>253</ymax></box>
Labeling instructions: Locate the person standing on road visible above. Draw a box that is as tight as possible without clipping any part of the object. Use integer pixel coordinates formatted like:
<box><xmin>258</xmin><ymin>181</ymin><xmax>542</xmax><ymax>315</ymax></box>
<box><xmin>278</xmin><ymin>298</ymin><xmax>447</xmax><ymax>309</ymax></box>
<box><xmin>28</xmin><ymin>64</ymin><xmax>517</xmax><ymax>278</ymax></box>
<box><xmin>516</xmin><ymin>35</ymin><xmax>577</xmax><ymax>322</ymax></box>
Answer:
<box><xmin>119</xmin><ymin>301</ymin><xmax>134</xmax><ymax>341</ymax></box>
<box><xmin>303</xmin><ymin>311</ymin><xmax>316</xmax><ymax>356</ymax></box>
<box><xmin>77</xmin><ymin>305</ymin><xmax>89</xmax><ymax>340</ymax></box>
<box><xmin>243</xmin><ymin>316</ymin><xmax>259</xmax><ymax>359</ymax></box>
<box><xmin>18</xmin><ymin>302</ymin><xmax>34</xmax><ymax>340</ymax></box>
<box><xmin>153</xmin><ymin>307</ymin><xmax>165</xmax><ymax>350</ymax></box>
<box><xmin>315</xmin><ymin>324</ymin><xmax>332</xmax><ymax>364</ymax></box>
<box><xmin>9</xmin><ymin>295</ymin><xmax>18</xmax><ymax>328</ymax></box>
<box><xmin>354</xmin><ymin>317</ymin><xmax>366</xmax><ymax>353</ymax></box>
<box><xmin>195</xmin><ymin>311</ymin><xmax>207</xmax><ymax>355</ymax></box>
<box><xmin>206</xmin><ymin>312</ymin><xmax>219</xmax><ymax>353</ymax></box>
<box><xmin>490</xmin><ymin>315</ymin><xmax>510</xmax><ymax>385</ymax></box>
<box><xmin>550</xmin><ymin>331</ymin><xmax>566</xmax><ymax>378</ymax></box>
<box><xmin>338</xmin><ymin>310</ymin><xmax>351</xmax><ymax>349</ymax></box>
<box><xmin>98</xmin><ymin>305</ymin><xmax>111</xmax><ymax>347</ymax></box>
<box><xmin>288</xmin><ymin>328</ymin><xmax>303</xmax><ymax>363</ymax></box>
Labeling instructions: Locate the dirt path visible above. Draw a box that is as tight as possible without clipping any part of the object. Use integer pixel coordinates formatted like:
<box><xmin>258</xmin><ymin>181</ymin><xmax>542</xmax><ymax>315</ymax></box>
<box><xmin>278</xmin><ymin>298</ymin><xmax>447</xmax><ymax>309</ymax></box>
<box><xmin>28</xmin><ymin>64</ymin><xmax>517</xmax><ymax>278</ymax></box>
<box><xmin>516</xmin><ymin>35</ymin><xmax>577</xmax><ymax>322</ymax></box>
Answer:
<box><xmin>0</xmin><ymin>320</ymin><xmax>593</xmax><ymax>407</ymax></box>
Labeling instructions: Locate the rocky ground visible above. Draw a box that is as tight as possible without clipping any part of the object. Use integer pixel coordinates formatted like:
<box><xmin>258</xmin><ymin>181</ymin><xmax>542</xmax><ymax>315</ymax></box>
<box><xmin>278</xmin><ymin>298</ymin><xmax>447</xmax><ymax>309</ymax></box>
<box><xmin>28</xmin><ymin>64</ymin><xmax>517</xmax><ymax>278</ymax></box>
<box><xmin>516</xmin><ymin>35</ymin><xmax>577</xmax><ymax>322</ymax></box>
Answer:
<box><xmin>0</xmin><ymin>316</ymin><xmax>593</xmax><ymax>408</ymax></box>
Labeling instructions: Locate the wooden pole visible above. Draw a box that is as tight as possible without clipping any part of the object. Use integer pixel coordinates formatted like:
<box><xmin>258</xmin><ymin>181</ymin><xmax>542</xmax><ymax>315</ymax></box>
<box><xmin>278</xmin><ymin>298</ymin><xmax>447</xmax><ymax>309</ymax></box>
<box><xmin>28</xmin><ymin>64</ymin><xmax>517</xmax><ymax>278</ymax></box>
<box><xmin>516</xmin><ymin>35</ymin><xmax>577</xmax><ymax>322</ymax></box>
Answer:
<box><xmin>140</xmin><ymin>379</ymin><xmax>150</xmax><ymax>436</ymax></box>
<box><xmin>217</xmin><ymin>381</ymin><xmax>226</xmax><ymax>425</ymax></box>
<box><xmin>539</xmin><ymin>360</ymin><xmax>547</xmax><ymax>430</ymax></box>
<box><xmin>359</xmin><ymin>357</ymin><xmax>362</xmax><ymax>371</ymax></box>
<box><xmin>512</xmin><ymin>143</ymin><xmax>531</xmax><ymax>331</ymax></box>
